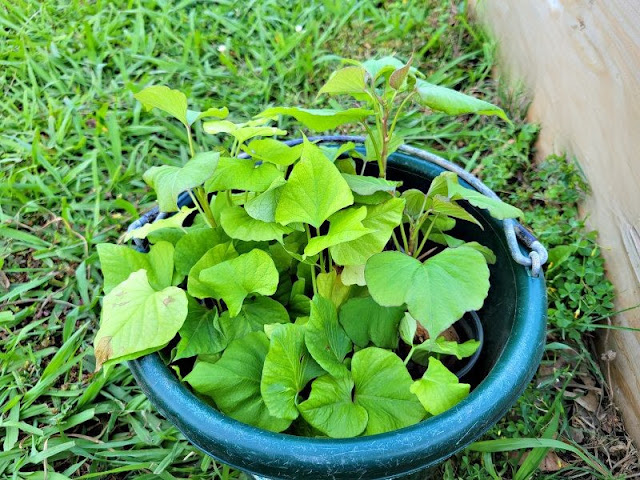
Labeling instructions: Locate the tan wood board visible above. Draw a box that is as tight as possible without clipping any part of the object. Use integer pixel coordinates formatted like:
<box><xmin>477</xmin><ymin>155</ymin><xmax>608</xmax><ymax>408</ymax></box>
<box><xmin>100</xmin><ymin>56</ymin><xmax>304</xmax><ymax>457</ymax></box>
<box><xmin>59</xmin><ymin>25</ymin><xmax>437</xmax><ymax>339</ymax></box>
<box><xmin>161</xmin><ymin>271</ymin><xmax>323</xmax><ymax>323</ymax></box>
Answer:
<box><xmin>471</xmin><ymin>0</ymin><xmax>640</xmax><ymax>442</ymax></box>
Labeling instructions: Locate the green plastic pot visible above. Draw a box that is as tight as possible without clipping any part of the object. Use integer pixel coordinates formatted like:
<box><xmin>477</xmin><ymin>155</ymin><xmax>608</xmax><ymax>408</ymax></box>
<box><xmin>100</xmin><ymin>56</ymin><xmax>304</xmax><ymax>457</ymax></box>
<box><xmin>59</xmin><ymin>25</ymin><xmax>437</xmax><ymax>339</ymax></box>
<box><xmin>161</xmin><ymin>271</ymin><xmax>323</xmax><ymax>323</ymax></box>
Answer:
<box><xmin>128</xmin><ymin>137</ymin><xmax>547</xmax><ymax>480</ymax></box>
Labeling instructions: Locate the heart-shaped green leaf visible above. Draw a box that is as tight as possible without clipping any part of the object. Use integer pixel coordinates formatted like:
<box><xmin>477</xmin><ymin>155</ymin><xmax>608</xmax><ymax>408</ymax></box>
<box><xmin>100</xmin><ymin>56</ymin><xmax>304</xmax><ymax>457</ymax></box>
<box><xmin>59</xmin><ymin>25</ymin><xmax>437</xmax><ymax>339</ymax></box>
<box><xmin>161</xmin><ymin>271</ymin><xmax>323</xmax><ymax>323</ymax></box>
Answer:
<box><xmin>338</xmin><ymin>296</ymin><xmax>405</xmax><ymax>349</ymax></box>
<box><xmin>430</xmin><ymin>195</ymin><xmax>482</xmax><ymax>227</ymax></box>
<box><xmin>220</xmin><ymin>206</ymin><xmax>292</xmax><ymax>243</ymax></box>
<box><xmin>305</xmin><ymin>296</ymin><xmax>352</xmax><ymax>377</ymax></box>
<box><xmin>316</xmin><ymin>269</ymin><xmax>352</xmax><ymax>309</ymax></box>
<box><xmin>261</xmin><ymin>323</ymin><xmax>325</xmax><ymax>420</ymax></box>
<box><xmin>143</xmin><ymin>152</ymin><xmax>220</xmax><ymax>212</ymax></box>
<box><xmin>317</xmin><ymin>66</ymin><xmax>369</xmax><ymax>102</ymax></box>
<box><xmin>365</xmin><ymin>247</ymin><xmax>489</xmax><ymax>338</ymax></box>
<box><xmin>415</xmin><ymin>79</ymin><xmax>509</xmax><ymax>122</ymax></box>
<box><xmin>330</xmin><ymin>197</ymin><xmax>404</xmax><ymax>265</ymax></box>
<box><xmin>340</xmin><ymin>264</ymin><xmax>366</xmax><ymax>286</ymax></box>
<box><xmin>244</xmin><ymin>177</ymin><xmax>287</xmax><ymax>223</ymax></box>
<box><xmin>174</xmin><ymin>297</ymin><xmax>226</xmax><ymax>361</ymax></box>
<box><xmin>174</xmin><ymin>227</ymin><xmax>229</xmax><ymax>277</ymax></box>
<box><xmin>399</xmin><ymin>312</ymin><xmax>418</xmax><ymax>346</ymax></box>
<box><xmin>205</xmin><ymin>157</ymin><xmax>284</xmax><ymax>193</ymax></box>
<box><xmin>298</xmin><ymin>373</ymin><xmax>368</xmax><ymax>438</ymax></box>
<box><xmin>184</xmin><ymin>332</ymin><xmax>292</xmax><ymax>432</ymax></box>
<box><xmin>304</xmin><ymin>206</ymin><xmax>374</xmax><ymax>257</ymax></box>
<box><xmin>134</xmin><ymin>86</ymin><xmax>189</xmax><ymax>127</ymax></box>
<box><xmin>352</xmin><ymin>347</ymin><xmax>425</xmax><ymax>435</ymax></box>
<box><xmin>443</xmin><ymin>173</ymin><xmax>523</xmax><ymax>220</ymax></box>
<box><xmin>97</xmin><ymin>241</ymin><xmax>174</xmax><ymax>293</ymax></box>
<box><xmin>238</xmin><ymin>296</ymin><xmax>290</xmax><ymax>330</ymax></box>
<box><xmin>187</xmin><ymin>243</ymin><xmax>238</xmax><ymax>299</ymax></box>
<box><xmin>124</xmin><ymin>206</ymin><xmax>195</xmax><ymax>241</ymax></box>
<box><xmin>258</xmin><ymin>107</ymin><xmax>373</xmax><ymax>132</ymax></box>
<box><xmin>94</xmin><ymin>270</ymin><xmax>188</xmax><ymax>370</ymax></box>
<box><xmin>275</xmin><ymin>140</ymin><xmax>354</xmax><ymax>228</ymax></box>
<box><xmin>199</xmin><ymin>249</ymin><xmax>279</xmax><ymax>317</ymax></box>
<box><xmin>410</xmin><ymin>357</ymin><xmax>470</xmax><ymax>416</ymax></box>
<box><xmin>243</xmin><ymin>139</ymin><xmax>303</xmax><ymax>166</ymax></box>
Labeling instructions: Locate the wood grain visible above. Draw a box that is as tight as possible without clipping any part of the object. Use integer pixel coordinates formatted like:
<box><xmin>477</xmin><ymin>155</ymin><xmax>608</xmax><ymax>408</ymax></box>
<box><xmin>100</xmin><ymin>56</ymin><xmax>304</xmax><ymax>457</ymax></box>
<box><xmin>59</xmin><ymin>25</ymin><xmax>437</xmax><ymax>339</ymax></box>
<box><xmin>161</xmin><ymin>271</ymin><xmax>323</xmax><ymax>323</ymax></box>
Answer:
<box><xmin>471</xmin><ymin>0</ymin><xmax>640</xmax><ymax>443</ymax></box>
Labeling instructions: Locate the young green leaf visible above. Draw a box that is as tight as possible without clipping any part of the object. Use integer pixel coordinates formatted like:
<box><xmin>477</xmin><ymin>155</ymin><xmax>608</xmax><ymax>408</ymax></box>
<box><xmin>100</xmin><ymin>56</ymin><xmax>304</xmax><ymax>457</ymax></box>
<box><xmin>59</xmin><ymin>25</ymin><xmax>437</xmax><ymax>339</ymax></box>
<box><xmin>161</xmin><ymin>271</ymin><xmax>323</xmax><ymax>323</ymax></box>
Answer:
<box><xmin>360</xmin><ymin>56</ymin><xmax>405</xmax><ymax>81</ymax></box>
<box><xmin>199</xmin><ymin>249</ymin><xmax>279</xmax><ymax>316</ymax></box>
<box><xmin>305</xmin><ymin>296</ymin><xmax>352</xmax><ymax>377</ymax></box>
<box><xmin>174</xmin><ymin>297</ymin><xmax>226</xmax><ymax>361</ymax></box>
<box><xmin>97</xmin><ymin>241</ymin><xmax>174</xmax><ymax>293</ymax></box>
<box><xmin>304</xmin><ymin>206</ymin><xmax>374</xmax><ymax>257</ymax></box>
<box><xmin>134</xmin><ymin>85</ymin><xmax>189</xmax><ymax>127</ymax></box>
<box><xmin>352</xmin><ymin>347</ymin><xmax>425</xmax><ymax>435</ymax></box>
<box><xmin>389</xmin><ymin>55</ymin><xmax>413</xmax><ymax>90</ymax></box>
<box><xmin>399</xmin><ymin>312</ymin><xmax>418</xmax><ymax>346</ymax></box>
<box><xmin>316</xmin><ymin>269</ymin><xmax>352</xmax><ymax>309</ymax></box>
<box><xmin>330</xmin><ymin>197</ymin><xmax>405</xmax><ymax>265</ymax></box>
<box><xmin>243</xmin><ymin>139</ymin><xmax>303</xmax><ymax>166</ymax></box>
<box><xmin>187</xmin><ymin>243</ymin><xmax>239</xmax><ymax>299</ymax></box>
<box><xmin>238</xmin><ymin>296</ymin><xmax>290</xmax><ymax>330</ymax></box>
<box><xmin>143</xmin><ymin>152</ymin><xmax>220</xmax><ymax>212</ymax></box>
<box><xmin>257</xmin><ymin>107</ymin><xmax>373</xmax><ymax>132</ymax></box>
<box><xmin>413</xmin><ymin>337</ymin><xmax>480</xmax><ymax>365</ymax></box>
<box><xmin>415</xmin><ymin>79</ymin><xmax>508</xmax><ymax>121</ymax></box>
<box><xmin>365</xmin><ymin>247</ymin><xmax>489</xmax><ymax>339</ymax></box>
<box><xmin>275</xmin><ymin>140</ymin><xmax>354</xmax><ymax>228</ymax></box>
<box><xmin>220</xmin><ymin>206</ymin><xmax>292</xmax><ymax>243</ymax></box>
<box><xmin>402</xmin><ymin>189</ymin><xmax>428</xmax><ymax>222</ymax></box>
<box><xmin>205</xmin><ymin>157</ymin><xmax>284</xmax><ymax>193</ymax></box>
<box><xmin>124</xmin><ymin>206</ymin><xmax>195</xmax><ymax>241</ymax></box>
<box><xmin>338</xmin><ymin>296</ymin><xmax>405</xmax><ymax>349</ymax></box>
<box><xmin>244</xmin><ymin>177</ymin><xmax>287</xmax><ymax>223</ymax></box>
<box><xmin>443</xmin><ymin>173</ymin><xmax>523</xmax><ymax>220</ymax></box>
<box><xmin>174</xmin><ymin>227</ymin><xmax>229</xmax><ymax>276</ymax></box>
<box><xmin>185</xmin><ymin>106</ymin><xmax>229</xmax><ymax>126</ymax></box>
<box><xmin>340</xmin><ymin>264</ymin><xmax>366</xmax><ymax>286</ymax></box>
<box><xmin>298</xmin><ymin>373</ymin><xmax>368</xmax><ymax>438</ymax></box>
<box><xmin>94</xmin><ymin>270</ymin><xmax>188</xmax><ymax>370</ymax></box>
<box><xmin>261</xmin><ymin>323</ymin><xmax>324</xmax><ymax>420</ymax></box>
<box><xmin>317</xmin><ymin>66</ymin><xmax>369</xmax><ymax>101</ymax></box>
<box><xmin>184</xmin><ymin>332</ymin><xmax>292</xmax><ymax>432</ymax></box>
<box><xmin>341</xmin><ymin>174</ymin><xmax>401</xmax><ymax>196</ymax></box>
<box><xmin>410</xmin><ymin>357</ymin><xmax>470</xmax><ymax>416</ymax></box>
<box><xmin>430</xmin><ymin>195</ymin><xmax>483</xmax><ymax>227</ymax></box>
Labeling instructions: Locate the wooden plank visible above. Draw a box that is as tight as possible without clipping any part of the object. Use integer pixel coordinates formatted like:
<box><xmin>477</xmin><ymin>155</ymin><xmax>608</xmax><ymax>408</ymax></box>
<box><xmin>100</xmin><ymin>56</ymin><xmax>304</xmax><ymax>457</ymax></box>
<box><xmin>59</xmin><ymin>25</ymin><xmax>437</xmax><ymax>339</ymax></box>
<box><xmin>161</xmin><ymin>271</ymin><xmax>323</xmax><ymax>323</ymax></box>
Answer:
<box><xmin>471</xmin><ymin>0</ymin><xmax>640</xmax><ymax>443</ymax></box>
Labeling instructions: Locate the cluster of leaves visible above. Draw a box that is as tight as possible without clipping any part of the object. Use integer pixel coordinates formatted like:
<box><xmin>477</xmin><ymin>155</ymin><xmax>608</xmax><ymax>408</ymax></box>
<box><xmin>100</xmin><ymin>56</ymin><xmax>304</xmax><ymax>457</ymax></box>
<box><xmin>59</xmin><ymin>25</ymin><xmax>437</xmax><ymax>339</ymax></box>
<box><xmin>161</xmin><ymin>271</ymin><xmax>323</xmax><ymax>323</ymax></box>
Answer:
<box><xmin>94</xmin><ymin>57</ymin><xmax>523</xmax><ymax>438</ymax></box>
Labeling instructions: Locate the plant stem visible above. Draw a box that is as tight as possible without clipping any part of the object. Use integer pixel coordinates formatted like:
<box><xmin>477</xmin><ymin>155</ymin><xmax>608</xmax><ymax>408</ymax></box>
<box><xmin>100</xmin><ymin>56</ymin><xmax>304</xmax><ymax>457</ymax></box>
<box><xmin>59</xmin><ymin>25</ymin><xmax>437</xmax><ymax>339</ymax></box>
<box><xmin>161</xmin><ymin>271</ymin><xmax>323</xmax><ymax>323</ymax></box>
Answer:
<box><xmin>399</xmin><ymin>222</ymin><xmax>410</xmax><ymax>254</ymax></box>
<box><xmin>186</xmin><ymin>126</ymin><xmax>196</xmax><ymax>158</ymax></box>
<box><xmin>188</xmin><ymin>190</ymin><xmax>212</xmax><ymax>228</ymax></box>
<box><xmin>404</xmin><ymin>345</ymin><xmax>416</xmax><ymax>365</ymax></box>
<box><xmin>195</xmin><ymin>187</ymin><xmax>216</xmax><ymax>227</ymax></box>
<box><xmin>391</xmin><ymin>231</ymin><xmax>403</xmax><ymax>252</ymax></box>
<box><xmin>414</xmin><ymin>213</ymin><xmax>440</xmax><ymax>259</ymax></box>
<box><xmin>389</xmin><ymin>91</ymin><xmax>416</xmax><ymax>137</ymax></box>
<box><xmin>305</xmin><ymin>224</ymin><xmax>318</xmax><ymax>295</ymax></box>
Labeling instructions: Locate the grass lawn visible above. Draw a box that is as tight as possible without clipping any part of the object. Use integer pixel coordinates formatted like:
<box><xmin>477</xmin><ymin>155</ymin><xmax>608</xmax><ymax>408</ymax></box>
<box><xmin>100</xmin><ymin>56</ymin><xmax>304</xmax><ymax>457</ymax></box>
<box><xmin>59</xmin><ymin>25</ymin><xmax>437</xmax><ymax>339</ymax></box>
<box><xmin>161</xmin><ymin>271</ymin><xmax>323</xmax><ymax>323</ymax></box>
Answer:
<box><xmin>1</xmin><ymin>0</ymin><xmax>638</xmax><ymax>478</ymax></box>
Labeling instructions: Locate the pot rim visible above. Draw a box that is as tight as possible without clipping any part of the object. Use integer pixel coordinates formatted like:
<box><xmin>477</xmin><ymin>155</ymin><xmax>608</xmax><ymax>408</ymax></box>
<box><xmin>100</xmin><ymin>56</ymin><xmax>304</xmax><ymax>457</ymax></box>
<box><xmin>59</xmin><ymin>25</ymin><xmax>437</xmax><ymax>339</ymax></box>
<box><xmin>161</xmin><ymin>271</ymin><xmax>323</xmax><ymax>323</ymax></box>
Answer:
<box><xmin>128</xmin><ymin>139</ymin><xmax>547</xmax><ymax>478</ymax></box>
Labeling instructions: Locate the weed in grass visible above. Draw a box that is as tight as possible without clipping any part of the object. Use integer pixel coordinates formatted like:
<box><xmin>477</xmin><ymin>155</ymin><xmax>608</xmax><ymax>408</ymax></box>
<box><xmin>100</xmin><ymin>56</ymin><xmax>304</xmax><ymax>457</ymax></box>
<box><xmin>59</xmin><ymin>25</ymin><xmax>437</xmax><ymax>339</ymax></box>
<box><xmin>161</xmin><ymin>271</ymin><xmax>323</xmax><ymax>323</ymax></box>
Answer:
<box><xmin>0</xmin><ymin>0</ymin><xmax>637</xmax><ymax>478</ymax></box>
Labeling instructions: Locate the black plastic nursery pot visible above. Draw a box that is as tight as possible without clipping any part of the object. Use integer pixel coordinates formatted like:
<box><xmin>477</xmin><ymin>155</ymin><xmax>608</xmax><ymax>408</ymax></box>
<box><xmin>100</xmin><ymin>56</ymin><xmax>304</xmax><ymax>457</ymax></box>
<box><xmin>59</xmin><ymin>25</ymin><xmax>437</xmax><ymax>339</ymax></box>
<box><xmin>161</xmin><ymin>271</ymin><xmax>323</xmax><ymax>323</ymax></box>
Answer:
<box><xmin>128</xmin><ymin>137</ymin><xmax>547</xmax><ymax>480</ymax></box>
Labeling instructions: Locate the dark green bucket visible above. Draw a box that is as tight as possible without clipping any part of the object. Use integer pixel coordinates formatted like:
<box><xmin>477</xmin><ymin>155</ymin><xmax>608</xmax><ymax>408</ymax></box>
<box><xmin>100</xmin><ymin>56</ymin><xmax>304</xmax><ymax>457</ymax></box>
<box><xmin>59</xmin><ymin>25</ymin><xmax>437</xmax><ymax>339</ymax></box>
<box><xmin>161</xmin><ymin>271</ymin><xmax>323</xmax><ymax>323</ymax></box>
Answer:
<box><xmin>128</xmin><ymin>138</ymin><xmax>547</xmax><ymax>480</ymax></box>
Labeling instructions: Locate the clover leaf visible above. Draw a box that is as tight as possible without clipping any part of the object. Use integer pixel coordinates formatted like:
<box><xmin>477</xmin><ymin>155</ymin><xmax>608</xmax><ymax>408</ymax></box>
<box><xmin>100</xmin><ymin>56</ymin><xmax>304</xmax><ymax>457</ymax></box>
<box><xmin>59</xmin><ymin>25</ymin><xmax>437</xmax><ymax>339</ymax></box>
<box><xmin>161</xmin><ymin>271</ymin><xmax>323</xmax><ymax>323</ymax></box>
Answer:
<box><xmin>198</xmin><ymin>249</ymin><xmax>279</xmax><ymax>316</ymax></box>
<box><xmin>365</xmin><ymin>247</ymin><xmax>489</xmax><ymax>339</ymax></box>
<box><xmin>94</xmin><ymin>270</ymin><xmax>188</xmax><ymax>370</ymax></box>
<box><xmin>184</xmin><ymin>332</ymin><xmax>292</xmax><ymax>432</ymax></box>
<box><xmin>410</xmin><ymin>357</ymin><xmax>470</xmax><ymax>416</ymax></box>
